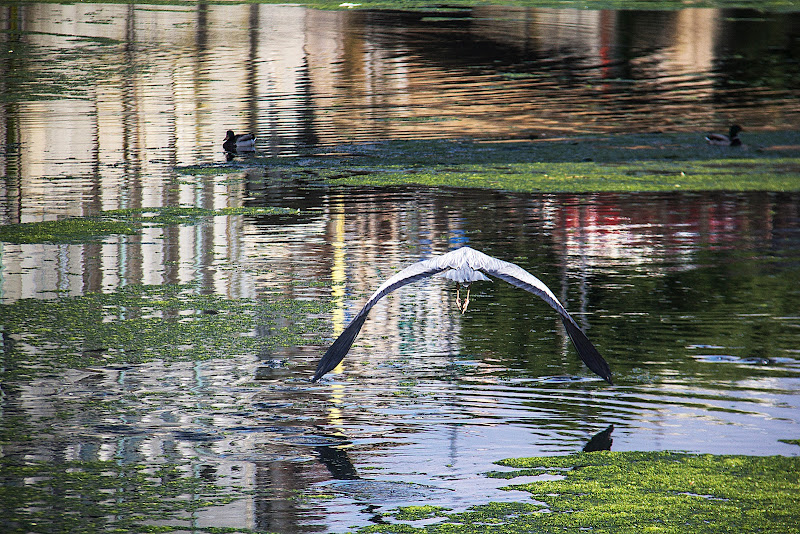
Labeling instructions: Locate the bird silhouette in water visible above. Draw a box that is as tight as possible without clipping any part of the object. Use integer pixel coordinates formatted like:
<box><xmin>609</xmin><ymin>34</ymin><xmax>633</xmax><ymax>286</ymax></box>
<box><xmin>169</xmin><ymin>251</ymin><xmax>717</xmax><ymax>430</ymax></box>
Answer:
<box><xmin>706</xmin><ymin>124</ymin><xmax>742</xmax><ymax>147</ymax></box>
<box><xmin>313</xmin><ymin>246</ymin><xmax>612</xmax><ymax>384</ymax></box>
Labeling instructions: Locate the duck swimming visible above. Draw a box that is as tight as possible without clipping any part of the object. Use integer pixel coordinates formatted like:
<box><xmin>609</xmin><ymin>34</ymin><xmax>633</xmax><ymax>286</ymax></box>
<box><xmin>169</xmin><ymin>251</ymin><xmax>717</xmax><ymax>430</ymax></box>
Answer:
<box><xmin>223</xmin><ymin>130</ymin><xmax>256</xmax><ymax>153</ymax></box>
<box><xmin>706</xmin><ymin>124</ymin><xmax>742</xmax><ymax>147</ymax></box>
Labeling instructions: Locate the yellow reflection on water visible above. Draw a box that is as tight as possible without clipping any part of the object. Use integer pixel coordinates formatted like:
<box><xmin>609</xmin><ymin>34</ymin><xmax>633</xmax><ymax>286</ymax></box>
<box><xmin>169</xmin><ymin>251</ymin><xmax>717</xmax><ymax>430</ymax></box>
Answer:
<box><xmin>330</xmin><ymin>194</ymin><xmax>347</xmax><ymax>376</ymax></box>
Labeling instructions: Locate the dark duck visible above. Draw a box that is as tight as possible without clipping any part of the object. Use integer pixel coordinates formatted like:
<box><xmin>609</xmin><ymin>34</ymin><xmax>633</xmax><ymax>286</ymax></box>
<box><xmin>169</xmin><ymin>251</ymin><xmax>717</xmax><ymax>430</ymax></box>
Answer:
<box><xmin>706</xmin><ymin>124</ymin><xmax>742</xmax><ymax>147</ymax></box>
<box><xmin>223</xmin><ymin>130</ymin><xmax>256</xmax><ymax>153</ymax></box>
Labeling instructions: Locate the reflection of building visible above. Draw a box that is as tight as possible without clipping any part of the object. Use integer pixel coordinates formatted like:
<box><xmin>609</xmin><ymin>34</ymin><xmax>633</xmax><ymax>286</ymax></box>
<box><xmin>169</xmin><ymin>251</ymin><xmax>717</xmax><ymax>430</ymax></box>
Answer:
<box><xmin>3</xmin><ymin>4</ymin><xmax>797</xmax><ymax>221</ymax></box>
<box><xmin>3</xmin><ymin>181</ymin><xmax>795</xmax><ymax>530</ymax></box>
<box><xmin>549</xmin><ymin>192</ymin><xmax>778</xmax><ymax>275</ymax></box>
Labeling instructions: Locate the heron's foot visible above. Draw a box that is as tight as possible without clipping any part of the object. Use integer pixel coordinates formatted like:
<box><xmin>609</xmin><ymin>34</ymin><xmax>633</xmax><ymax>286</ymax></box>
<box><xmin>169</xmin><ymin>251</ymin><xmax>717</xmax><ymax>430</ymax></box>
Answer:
<box><xmin>459</xmin><ymin>288</ymin><xmax>471</xmax><ymax>314</ymax></box>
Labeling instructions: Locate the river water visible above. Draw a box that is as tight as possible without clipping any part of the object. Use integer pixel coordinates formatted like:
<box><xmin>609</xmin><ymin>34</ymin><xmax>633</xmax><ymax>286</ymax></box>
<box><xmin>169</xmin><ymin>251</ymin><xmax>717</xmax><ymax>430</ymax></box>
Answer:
<box><xmin>1</xmin><ymin>3</ymin><xmax>799</xmax><ymax>533</ymax></box>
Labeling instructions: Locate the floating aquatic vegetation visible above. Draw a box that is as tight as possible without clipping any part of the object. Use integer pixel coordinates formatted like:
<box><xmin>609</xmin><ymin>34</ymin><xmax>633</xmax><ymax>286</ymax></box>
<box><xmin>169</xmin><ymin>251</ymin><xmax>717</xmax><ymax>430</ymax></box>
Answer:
<box><xmin>0</xmin><ymin>283</ymin><xmax>330</xmax><ymax>380</ymax></box>
<box><xmin>0</xmin><ymin>206</ymin><xmax>299</xmax><ymax>244</ymax></box>
<box><xmin>197</xmin><ymin>134</ymin><xmax>800</xmax><ymax>193</ymax></box>
<box><xmin>391</xmin><ymin>505</ymin><xmax>452</xmax><ymax>521</ymax></box>
<box><xmin>318</xmin><ymin>156</ymin><xmax>800</xmax><ymax>193</ymax></box>
<box><xmin>356</xmin><ymin>450</ymin><xmax>800</xmax><ymax>533</ymax></box>
<box><xmin>0</xmin><ymin>457</ymin><xmax>243</xmax><ymax>534</ymax></box>
<box><xmin>0</xmin><ymin>218</ymin><xmax>138</xmax><ymax>244</ymax></box>
<box><xmin>103</xmin><ymin>205</ymin><xmax>300</xmax><ymax>228</ymax></box>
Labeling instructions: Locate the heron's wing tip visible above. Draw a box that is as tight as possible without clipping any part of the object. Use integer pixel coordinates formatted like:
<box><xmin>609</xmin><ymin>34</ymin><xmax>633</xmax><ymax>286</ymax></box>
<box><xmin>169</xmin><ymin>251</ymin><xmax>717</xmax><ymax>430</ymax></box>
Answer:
<box><xmin>313</xmin><ymin>314</ymin><xmax>369</xmax><ymax>381</ymax></box>
<box><xmin>561</xmin><ymin>318</ymin><xmax>613</xmax><ymax>385</ymax></box>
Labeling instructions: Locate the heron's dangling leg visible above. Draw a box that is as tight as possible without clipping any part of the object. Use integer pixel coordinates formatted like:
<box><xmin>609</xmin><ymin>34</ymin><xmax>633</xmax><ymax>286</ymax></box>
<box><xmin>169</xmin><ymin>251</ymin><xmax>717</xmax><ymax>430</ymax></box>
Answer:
<box><xmin>454</xmin><ymin>283</ymin><xmax>472</xmax><ymax>314</ymax></box>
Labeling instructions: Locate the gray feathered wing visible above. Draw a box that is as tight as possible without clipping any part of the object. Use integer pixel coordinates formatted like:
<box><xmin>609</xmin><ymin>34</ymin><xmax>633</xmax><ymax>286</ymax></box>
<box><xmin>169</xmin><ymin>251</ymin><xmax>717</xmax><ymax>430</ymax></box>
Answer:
<box><xmin>474</xmin><ymin>251</ymin><xmax>613</xmax><ymax>384</ymax></box>
<box><xmin>312</xmin><ymin>246</ymin><xmax>612</xmax><ymax>384</ymax></box>
<box><xmin>312</xmin><ymin>256</ymin><xmax>449</xmax><ymax>381</ymax></box>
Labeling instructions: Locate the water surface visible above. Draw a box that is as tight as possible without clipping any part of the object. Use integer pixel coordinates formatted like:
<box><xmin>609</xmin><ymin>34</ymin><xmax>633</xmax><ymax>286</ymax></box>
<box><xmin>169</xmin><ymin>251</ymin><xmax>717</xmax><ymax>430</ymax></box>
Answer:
<box><xmin>1</xmin><ymin>2</ymin><xmax>799</xmax><ymax>533</ymax></box>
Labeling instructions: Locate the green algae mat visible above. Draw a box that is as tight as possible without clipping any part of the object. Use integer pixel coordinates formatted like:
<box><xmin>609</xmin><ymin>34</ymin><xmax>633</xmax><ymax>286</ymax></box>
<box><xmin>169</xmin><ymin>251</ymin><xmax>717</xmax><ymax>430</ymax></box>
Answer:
<box><xmin>0</xmin><ymin>206</ymin><xmax>298</xmax><ymax>244</ymax></box>
<box><xmin>358</xmin><ymin>450</ymin><xmax>800</xmax><ymax>533</ymax></box>
<box><xmin>2</xmin><ymin>450</ymin><xmax>796</xmax><ymax>533</ymax></box>
<box><xmin>190</xmin><ymin>132</ymin><xmax>800</xmax><ymax>193</ymax></box>
<box><xmin>0</xmin><ymin>283</ymin><xmax>330</xmax><ymax>380</ymax></box>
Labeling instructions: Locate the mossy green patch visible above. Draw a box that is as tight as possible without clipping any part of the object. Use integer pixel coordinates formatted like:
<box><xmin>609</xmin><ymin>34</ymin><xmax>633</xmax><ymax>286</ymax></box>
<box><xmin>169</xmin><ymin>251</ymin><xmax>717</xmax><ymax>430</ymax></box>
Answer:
<box><xmin>0</xmin><ymin>206</ymin><xmax>298</xmax><ymax>244</ymax></box>
<box><xmin>323</xmin><ymin>158</ymin><xmax>800</xmax><ymax>192</ymax></box>
<box><xmin>0</xmin><ymin>218</ymin><xmax>139</xmax><ymax>244</ymax></box>
<box><xmin>0</xmin><ymin>283</ymin><xmax>329</xmax><ymax>380</ymax></box>
<box><xmin>324</xmin><ymin>133</ymin><xmax>800</xmax><ymax>192</ymax></box>
<box><xmin>392</xmin><ymin>505</ymin><xmax>451</xmax><ymax>521</ymax></box>
<box><xmin>102</xmin><ymin>205</ymin><xmax>298</xmax><ymax>223</ymax></box>
<box><xmin>187</xmin><ymin>133</ymin><xmax>800</xmax><ymax>193</ymax></box>
<box><xmin>357</xmin><ymin>450</ymin><xmax>800</xmax><ymax>533</ymax></box>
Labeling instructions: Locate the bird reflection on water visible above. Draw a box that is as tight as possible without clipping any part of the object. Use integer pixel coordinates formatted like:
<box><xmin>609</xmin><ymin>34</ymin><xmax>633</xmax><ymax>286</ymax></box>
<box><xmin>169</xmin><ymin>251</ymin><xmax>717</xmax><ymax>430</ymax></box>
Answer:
<box><xmin>311</xmin><ymin>424</ymin><xmax>614</xmax><ymax>513</ymax></box>
<box><xmin>583</xmin><ymin>425</ymin><xmax>614</xmax><ymax>452</ymax></box>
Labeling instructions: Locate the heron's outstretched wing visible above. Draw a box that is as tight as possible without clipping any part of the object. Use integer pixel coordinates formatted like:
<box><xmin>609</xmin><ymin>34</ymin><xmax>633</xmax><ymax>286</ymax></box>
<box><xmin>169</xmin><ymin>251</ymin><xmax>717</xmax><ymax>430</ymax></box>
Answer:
<box><xmin>312</xmin><ymin>256</ymin><xmax>449</xmax><ymax>381</ymax></box>
<box><xmin>473</xmin><ymin>251</ymin><xmax>613</xmax><ymax>384</ymax></box>
<box><xmin>313</xmin><ymin>246</ymin><xmax>612</xmax><ymax>385</ymax></box>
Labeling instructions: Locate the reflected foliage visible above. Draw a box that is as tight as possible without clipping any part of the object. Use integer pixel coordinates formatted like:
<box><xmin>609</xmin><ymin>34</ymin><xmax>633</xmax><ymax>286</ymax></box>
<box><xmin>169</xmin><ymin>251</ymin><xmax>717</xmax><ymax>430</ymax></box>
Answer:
<box><xmin>593</xmin><ymin>248</ymin><xmax>800</xmax><ymax>383</ymax></box>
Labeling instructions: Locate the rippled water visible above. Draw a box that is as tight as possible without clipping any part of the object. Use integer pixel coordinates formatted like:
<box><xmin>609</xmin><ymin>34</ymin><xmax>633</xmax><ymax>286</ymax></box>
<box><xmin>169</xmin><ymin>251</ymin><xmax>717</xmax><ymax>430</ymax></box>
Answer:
<box><xmin>1</xmin><ymin>2</ymin><xmax>800</xmax><ymax>533</ymax></box>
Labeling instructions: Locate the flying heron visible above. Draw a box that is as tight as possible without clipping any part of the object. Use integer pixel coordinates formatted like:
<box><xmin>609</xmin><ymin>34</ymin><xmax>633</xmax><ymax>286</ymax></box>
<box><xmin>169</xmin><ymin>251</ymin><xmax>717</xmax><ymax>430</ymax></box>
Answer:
<box><xmin>312</xmin><ymin>246</ymin><xmax>612</xmax><ymax>384</ymax></box>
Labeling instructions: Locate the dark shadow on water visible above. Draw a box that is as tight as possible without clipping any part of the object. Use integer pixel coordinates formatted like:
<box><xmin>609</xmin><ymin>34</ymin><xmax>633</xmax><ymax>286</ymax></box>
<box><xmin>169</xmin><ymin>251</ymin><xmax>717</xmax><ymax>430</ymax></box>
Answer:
<box><xmin>224</xmin><ymin>148</ymin><xmax>258</xmax><ymax>162</ymax></box>
<box><xmin>317</xmin><ymin>445</ymin><xmax>360</xmax><ymax>480</ymax></box>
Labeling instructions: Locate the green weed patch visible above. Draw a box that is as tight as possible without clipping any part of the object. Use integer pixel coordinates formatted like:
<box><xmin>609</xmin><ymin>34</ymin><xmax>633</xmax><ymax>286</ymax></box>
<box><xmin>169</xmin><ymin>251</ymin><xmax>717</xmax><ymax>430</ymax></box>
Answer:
<box><xmin>357</xmin><ymin>450</ymin><xmax>800</xmax><ymax>533</ymax></box>
<box><xmin>0</xmin><ymin>206</ymin><xmax>298</xmax><ymax>244</ymax></box>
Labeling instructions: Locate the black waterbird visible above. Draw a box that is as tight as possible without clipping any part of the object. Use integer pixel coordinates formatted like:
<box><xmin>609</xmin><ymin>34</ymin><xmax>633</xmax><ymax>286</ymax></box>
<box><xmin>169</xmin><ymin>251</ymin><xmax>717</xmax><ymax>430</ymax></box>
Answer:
<box><xmin>223</xmin><ymin>130</ymin><xmax>256</xmax><ymax>153</ymax></box>
<box><xmin>705</xmin><ymin>124</ymin><xmax>742</xmax><ymax>147</ymax></box>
